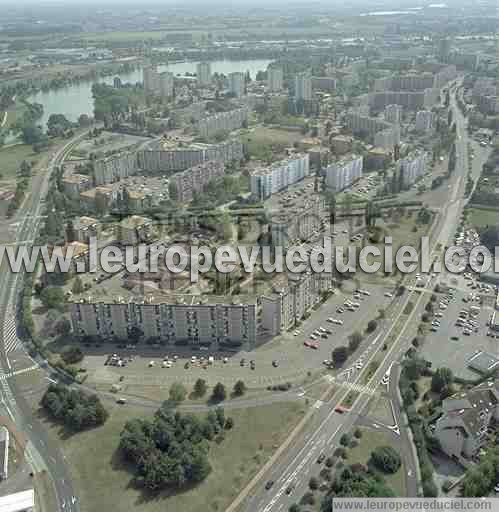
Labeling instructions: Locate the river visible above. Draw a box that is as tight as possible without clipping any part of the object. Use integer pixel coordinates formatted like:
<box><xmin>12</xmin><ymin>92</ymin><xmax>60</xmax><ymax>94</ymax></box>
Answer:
<box><xmin>29</xmin><ymin>59</ymin><xmax>272</xmax><ymax>130</ymax></box>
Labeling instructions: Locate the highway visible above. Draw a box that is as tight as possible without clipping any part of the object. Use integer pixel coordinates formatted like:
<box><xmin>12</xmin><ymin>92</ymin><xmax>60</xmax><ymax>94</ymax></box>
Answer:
<box><xmin>0</xmin><ymin>133</ymin><xmax>88</xmax><ymax>510</ymax></box>
<box><xmin>229</xmin><ymin>83</ymin><xmax>471</xmax><ymax>512</ymax></box>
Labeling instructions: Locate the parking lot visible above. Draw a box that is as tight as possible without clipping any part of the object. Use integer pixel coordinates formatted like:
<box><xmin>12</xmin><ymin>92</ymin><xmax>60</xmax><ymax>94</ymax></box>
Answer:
<box><xmin>420</xmin><ymin>276</ymin><xmax>497</xmax><ymax>380</ymax></box>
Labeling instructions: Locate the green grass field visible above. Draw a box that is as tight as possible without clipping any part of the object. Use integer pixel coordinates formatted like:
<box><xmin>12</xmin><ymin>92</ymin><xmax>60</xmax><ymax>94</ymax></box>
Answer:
<box><xmin>468</xmin><ymin>208</ymin><xmax>499</xmax><ymax>229</ymax></box>
<box><xmin>241</xmin><ymin>126</ymin><xmax>303</xmax><ymax>160</ymax></box>
<box><xmin>347</xmin><ymin>428</ymin><xmax>407</xmax><ymax>497</ymax></box>
<box><xmin>48</xmin><ymin>401</ymin><xmax>306</xmax><ymax>512</ymax></box>
<box><xmin>0</xmin><ymin>144</ymin><xmax>38</xmax><ymax>182</ymax></box>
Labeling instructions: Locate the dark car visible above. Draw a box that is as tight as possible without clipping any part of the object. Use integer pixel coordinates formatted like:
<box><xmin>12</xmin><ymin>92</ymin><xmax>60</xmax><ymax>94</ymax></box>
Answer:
<box><xmin>265</xmin><ymin>480</ymin><xmax>274</xmax><ymax>490</ymax></box>
<box><xmin>272</xmin><ymin>360</ymin><xmax>279</xmax><ymax>367</ymax></box>
<box><xmin>285</xmin><ymin>483</ymin><xmax>295</xmax><ymax>495</ymax></box>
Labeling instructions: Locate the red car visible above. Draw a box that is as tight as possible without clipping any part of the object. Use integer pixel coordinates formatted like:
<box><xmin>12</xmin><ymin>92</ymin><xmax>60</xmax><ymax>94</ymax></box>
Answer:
<box><xmin>304</xmin><ymin>340</ymin><xmax>319</xmax><ymax>349</ymax></box>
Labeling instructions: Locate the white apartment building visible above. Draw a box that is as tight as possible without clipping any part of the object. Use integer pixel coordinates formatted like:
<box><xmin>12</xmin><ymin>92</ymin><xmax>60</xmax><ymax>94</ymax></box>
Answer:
<box><xmin>143</xmin><ymin>65</ymin><xmax>160</xmax><ymax>94</ymax></box>
<box><xmin>197</xmin><ymin>108</ymin><xmax>248</xmax><ymax>138</ymax></box>
<box><xmin>399</xmin><ymin>151</ymin><xmax>427</xmax><ymax>188</ymax></box>
<box><xmin>384</xmin><ymin>104</ymin><xmax>403</xmax><ymax>124</ymax></box>
<box><xmin>415</xmin><ymin>110</ymin><xmax>434</xmax><ymax>132</ymax></box>
<box><xmin>229</xmin><ymin>72</ymin><xmax>245</xmax><ymax>98</ymax></box>
<box><xmin>197</xmin><ymin>62</ymin><xmax>212</xmax><ymax>87</ymax></box>
<box><xmin>71</xmin><ymin>297</ymin><xmax>257</xmax><ymax>347</ymax></box>
<box><xmin>374</xmin><ymin>125</ymin><xmax>400</xmax><ymax>150</ymax></box>
<box><xmin>261</xmin><ymin>271</ymin><xmax>333</xmax><ymax>335</ymax></box>
<box><xmin>70</xmin><ymin>216</ymin><xmax>99</xmax><ymax>243</ymax></box>
<box><xmin>294</xmin><ymin>73</ymin><xmax>312</xmax><ymax>101</ymax></box>
<box><xmin>250</xmin><ymin>154</ymin><xmax>310</xmax><ymax>200</ymax></box>
<box><xmin>93</xmin><ymin>151</ymin><xmax>137</xmax><ymax>186</ymax></box>
<box><xmin>434</xmin><ymin>382</ymin><xmax>499</xmax><ymax>460</ymax></box>
<box><xmin>344</xmin><ymin>112</ymin><xmax>391</xmax><ymax>137</ymax></box>
<box><xmin>267</xmin><ymin>67</ymin><xmax>283</xmax><ymax>92</ymax></box>
<box><xmin>159</xmin><ymin>71</ymin><xmax>174</xmax><ymax>99</ymax></box>
<box><xmin>325</xmin><ymin>155</ymin><xmax>363</xmax><ymax>192</ymax></box>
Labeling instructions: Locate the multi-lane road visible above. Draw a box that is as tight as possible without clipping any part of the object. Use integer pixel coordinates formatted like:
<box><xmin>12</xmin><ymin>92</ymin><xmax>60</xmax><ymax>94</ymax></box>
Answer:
<box><xmin>228</xmin><ymin>84</ymin><xmax>472</xmax><ymax>512</ymax></box>
<box><xmin>0</xmin><ymin>134</ymin><xmax>88</xmax><ymax>510</ymax></box>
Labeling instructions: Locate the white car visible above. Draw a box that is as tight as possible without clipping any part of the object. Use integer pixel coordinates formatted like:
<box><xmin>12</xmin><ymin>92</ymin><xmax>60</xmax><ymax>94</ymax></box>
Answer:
<box><xmin>334</xmin><ymin>319</ymin><xmax>344</xmax><ymax>326</ymax></box>
<box><xmin>384</xmin><ymin>292</ymin><xmax>393</xmax><ymax>298</ymax></box>
<box><xmin>356</xmin><ymin>362</ymin><xmax>363</xmax><ymax>370</ymax></box>
<box><xmin>148</xmin><ymin>361</ymin><xmax>155</xmax><ymax>367</ymax></box>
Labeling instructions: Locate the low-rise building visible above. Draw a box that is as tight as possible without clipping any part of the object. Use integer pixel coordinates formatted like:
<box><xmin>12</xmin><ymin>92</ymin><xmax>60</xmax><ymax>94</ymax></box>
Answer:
<box><xmin>374</xmin><ymin>126</ymin><xmax>400</xmax><ymax>150</ymax></box>
<box><xmin>62</xmin><ymin>174</ymin><xmax>93</xmax><ymax>200</ymax></box>
<box><xmin>117</xmin><ymin>215</ymin><xmax>153</xmax><ymax>246</ymax></box>
<box><xmin>330</xmin><ymin>135</ymin><xmax>353</xmax><ymax>156</ymax></box>
<box><xmin>434</xmin><ymin>382</ymin><xmax>499</xmax><ymax>460</ymax></box>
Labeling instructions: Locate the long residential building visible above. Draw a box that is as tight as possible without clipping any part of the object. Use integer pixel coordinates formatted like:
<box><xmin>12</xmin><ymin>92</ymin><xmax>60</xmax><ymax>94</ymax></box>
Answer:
<box><xmin>137</xmin><ymin>139</ymin><xmax>243</xmax><ymax>173</ymax></box>
<box><xmin>250</xmin><ymin>153</ymin><xmax>310</xmax><ymax>201</ymax></box>
<box><xmin>344</xmin><ymin>111</ymin><xmax>391</xmax><ymax>137</ymax></box>
<box><xmin>368</xmin><ymin>89</ymin><xmax>439</xmax><ymax>111</ymax></box>
<box><xmin>171</xmin><ymin>161</ymin><xmax>225</xmax><ymax>202</ymax></box>
<box><xmin>197</xmin><ymin>108</ymin><xmax>248</xmax><ymax>138</ymax></box>
<box><xmin>71</xmin><ymin>296</ymin><xmax>257</xmax><ymax>347</ymax></box>
<box><xmin>94</xmin><ymin>151</ymin><xmax>137</xmax><ymax>186</ymax></box>
<box><xmin>325</xmin><ymin>155</ymin><xmax>363</xmax><ymax>192</ymax></box>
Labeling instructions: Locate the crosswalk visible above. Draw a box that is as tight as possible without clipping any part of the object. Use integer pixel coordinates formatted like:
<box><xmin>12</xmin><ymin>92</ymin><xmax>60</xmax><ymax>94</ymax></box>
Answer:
<box><xmin>2</xmin><ymin>309</ymin><xmax>24</xmax><ymax>353</ymax></box>
<box><xmin>323</xmin><ymin>374</ymin><xmax>379</xmax><ymax>398</ymax></box>
<box><xmin>0</xmin><ymin>364</ymin><xmax>39</xmax><ymax>382</ymax></box>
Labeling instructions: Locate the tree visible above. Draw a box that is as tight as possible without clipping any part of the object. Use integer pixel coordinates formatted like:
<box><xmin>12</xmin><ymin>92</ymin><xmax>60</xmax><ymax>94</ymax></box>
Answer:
<box><xmin>61</xmin><ymin>345</ymin><xmax>83</xmax><ymax>364</ymax></box>
<box><xmin>233</xmin><ymin>380</ymin><xmax>246</xmax><ymax>397</ymax></box>
<box><xmin>40</xmin><ymin>287</ymin><xmax>65</xmax><ymax>310</ymax></box>
<box><xmin>224</xmin><ymin>417</ymin><xmax>234</xmax><ymax>429</ymax></box>
<box><xmin>169</xmin><ymin>382</ymin><xmax>187</xmax><ymax>403</ymax></box>
<box><xmin>289</xmin><ymin>505</ymin><xmax>301</xmax><ymax>512</ymax></box>
<box><xmin>332</xmin><ymin>346</ymin><xmax>349</xmax><ymax>367</ymax></box>
<box><xmin>72</xmin><ymin>276</ymin><xmax>84</xmax><ymax>295</ymax></box>
<box><xmin>366</xmin><ymin>320</ymin><xmax>378</xmax><ymax>333</ymax></box>
<box><xmin>211</xmin><ymin>382</ymin><xmax>226</xmax><ymax>402</ymax></box>
<box><xmin>340</xmin><ymin>433</ymin><xmax>350</xmax><ymax>447</ymax></box>
<box><xmin>348</xmin><ymin>331</ymin><xmax>363</xmax><ymax>352</ymax></box>
<box><xmin>370</xmin><ymin>446</ymin><xmax>402</xmax><ymax>474</ymax></box>
<box><xmin>431</xmin><ymin>367</ymin><xmax>453</xmax><ymax>394</ymax></box>
<box><xmin>193</xmin><ymin>378</ymin><xmax>207</xmax><ymax>397</ymax></box>
<box><xmin>309</xmin><ymin>476</ymin><xmax>319</xmax><ymax>490</ymax></box>
<box><xmin>54</xmin><ymin>318</ymin><xmax>72</xmax><ymax>337</ymax></box>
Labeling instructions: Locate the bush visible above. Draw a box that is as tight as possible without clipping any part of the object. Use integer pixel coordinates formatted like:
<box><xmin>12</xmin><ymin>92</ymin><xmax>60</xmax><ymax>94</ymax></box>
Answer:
<box><xmin>169</xmin><ymin>382</ymin><xmax>187</xmax><ymax>403</ymax></box>
<box><xmin>61</xmin><ymin>346</ymin><xmax>84</xmax><ymax>365</ymax></box>
<box><xmin>233</xmin><ymin>380</ymin><xmax>246</xmax><ymax>397</ymax></box>
<box><xmin>211</xmin><ymin>382</ymin><xmax>227</xmax><ymax>402</ymax></box>
<box><xmin>309</xmin><ymin>476</ymin><xmax>319</xmax><ymax>490</ymax></box>
<box><xmin>340</xmin><ymin>433</ymin><xmax>351</xmax><ymax>447</ymax></box>
<box><xmin>354</xmin><ymin>428</ymin><xmax>363</xmax><ymax>439</ymax></box>
<box><xmin>370</xmin><ymin>446</ymin><xmax>402</xmax><ymax>474</ymax></box>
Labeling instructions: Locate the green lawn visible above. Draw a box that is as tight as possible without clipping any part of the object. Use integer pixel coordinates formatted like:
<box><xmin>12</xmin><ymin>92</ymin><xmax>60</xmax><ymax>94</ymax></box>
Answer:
<box><xmin>47</xmin><ymin>401</ymin><xmax>306</xmax><ymax>512</ymax></box>
<box><xmin>347</xmin><ymin>427</ymin><xmax>407</xmax><ymax>497</ymax></box>
<box><xmin>0</xmin><ymin>144</ymin><xmax>38</xmax><ymax>182</ymax></box>
<box><xmin>241</xmin><ymin>126</ymin><xmax>303</xmax><ymax>160</ymax></box>
<box><xmin>468</xmin><ymin>208</ymin><xmax>499</xmax><ymax>229</ymax></box>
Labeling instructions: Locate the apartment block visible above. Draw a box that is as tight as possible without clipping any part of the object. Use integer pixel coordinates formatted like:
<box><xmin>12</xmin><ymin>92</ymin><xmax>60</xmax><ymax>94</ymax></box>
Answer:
<box><xmin>384</xmin><ymin>104</ymin><xmax>403</xmax><ymax>124</ymax></box>
<box><xmin>415</xmin><ymin>110</ymin><xmax>434</xmax><ymax>132</ymax></box>
<box><xmin>267</xmin><ymin>67</ymin><xmax>283</xmax><ymax>92</ymax></box>
<box><xmin>197</xmin><ymin>108</ymin><xmax>248</xmax><ymax>138</ymax></box>
<box><xmin>374</xmin><ymin>125</ymin><xmax>400</xmax><ymax>150</ymax></box>
<box><xmin>368</xmin><ymin>90</ymin><xmax>438</xmax><ymax>111</ymax></box>
<box><xmin>325</xmin><ymin>155</ymin><xmax>363</xmax><ymax>192</ymax></box>
<box><xmin>197</xmin><ymin>62</ymin><xmax>212</xmax><ymax>87</ymax></box>
<box><xmin>344</xmin><ymin>111</ymin><xmax>391</xmax><ymax>137</ymax></box>
<box><xmin>399</xmin><ymin>151</ymin><xmax>427</xmax><ymax>188</ymax></box>
<box><xmin>143</xmin><ymin>65</ymin><xmax>160</xmax><ymax>94</ymax></box>
<box><xmin>93</xmin><ymin>151</ymin><xmax>137</xmax><ymax>186</ymax></box>
<box><xmin>261</xmin><ymin>271</ymin><xmax>333</xmax><ymax>335</ymax></box>
<box><xmin>70</xmin><ymin>216</ymin><xmax>99</xmax><ymax>243</ymax></box>
<box><xmin>159</xmin><ymin>71</ymin><xmax>174</xmax><ymax>99</ymax></box>
<box><xmin>117</xmin><ymin>215</ymin><xmax>153</xmax><ymax>246</ymax></box>
<box><xmin>250</xmin><ymin>153</ymin><xmax>310</xmax><ymax>201</ymax></box>
<box><xmin>137</xmin><ymin>139</ymin><xmax>243</xmax><ymax>173</ymax></box>
<box><xmin>171</xmin><ymin>160</ymin><xmax>225</xmax><ymax>202</ymax></box>
<box><xmin>229</xmin><ymin>72</ymin><xmax>245</xmax><ymax>98</ymax></box>
<box><xmin>62</xmin><ymin>174</ymin><xmax>93</xmax><ymax>200</ymax></box>
<box><xmin>434</xmin><ymin>382</ymin><xmax>499</xmax><ymax>460</ymax></box>
<box><xmin>270</xmin><ymin>195</ymin><xmax>324</xmax><ymax>248</ymax></box>
<box><xmin>311</xmin><ymin>77</ymin><xmax>337</xmax><ymax>91</ymax></box>
<box><xmin>294</xmin><ymin>73</ymin><xmax>312</xmax><ymax>101</ymax></box>
<box><xmin>70</xmin><ymin>297</ymin><xmax>257</xmax><ymax>347</ymax></box>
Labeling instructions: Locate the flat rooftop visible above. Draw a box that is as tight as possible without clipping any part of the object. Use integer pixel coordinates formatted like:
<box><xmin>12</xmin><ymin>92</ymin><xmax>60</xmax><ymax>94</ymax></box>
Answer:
<box><xmin>0</xmin><ymin>489</ymin><xmax>35</xmax><ymax>512</ymax></box>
